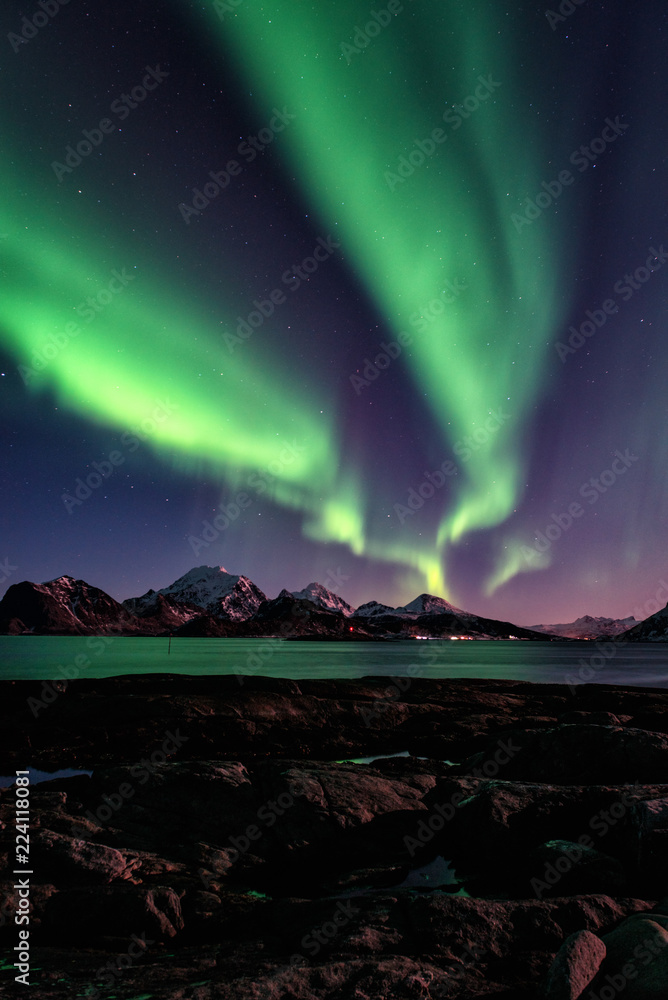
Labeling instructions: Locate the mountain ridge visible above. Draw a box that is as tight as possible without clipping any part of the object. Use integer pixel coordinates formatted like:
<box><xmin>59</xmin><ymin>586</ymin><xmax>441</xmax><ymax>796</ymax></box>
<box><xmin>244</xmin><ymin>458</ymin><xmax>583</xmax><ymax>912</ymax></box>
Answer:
<box><xmin>529</xmin><ymin>614</ymin><xmax>638</xmax><ymax>640</ymax></box>
<box><xmin>617</xmin><ymin>604</ymin><xmax>668</xmax><ymax>642</ymax></box>
<box><xmin>0</xmin><ymin>566</ymin><xmax>659</xmax><ymax>640</ymax></box>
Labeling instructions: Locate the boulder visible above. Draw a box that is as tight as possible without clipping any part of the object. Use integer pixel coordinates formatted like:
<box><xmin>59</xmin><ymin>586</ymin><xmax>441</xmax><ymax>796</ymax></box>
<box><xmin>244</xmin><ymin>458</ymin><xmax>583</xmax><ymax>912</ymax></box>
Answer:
<box><xmin>632</xmin><ymin>797</ymin><xmax>668</xmax><ymax>889</ymax></box>
<box><xmin>544</xmin><ymin>929</ymin><xmax>606</xmax><ymax>1000</ymax></box>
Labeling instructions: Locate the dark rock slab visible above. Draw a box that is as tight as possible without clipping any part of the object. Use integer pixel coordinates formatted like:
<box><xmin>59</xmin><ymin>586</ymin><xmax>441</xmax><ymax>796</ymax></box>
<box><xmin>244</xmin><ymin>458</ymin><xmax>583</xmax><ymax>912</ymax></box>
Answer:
<box><xmin>1</xmin><ymin>676</ymin><xmax>668</xmax><ymax>998</ymax></box>
<box><xmin>460</xmin><ymin>724</ymin><xmax>668</xmax><ymax>784</ymax></box>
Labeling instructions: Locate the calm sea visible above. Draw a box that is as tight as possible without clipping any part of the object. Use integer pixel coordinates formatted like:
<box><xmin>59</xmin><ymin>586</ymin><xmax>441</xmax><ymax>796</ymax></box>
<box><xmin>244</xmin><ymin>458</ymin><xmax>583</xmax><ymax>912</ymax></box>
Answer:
<box><xmin>1</xmin><ymin>637</ymin><xmax>668</xmax><ymax>688</ymax></box>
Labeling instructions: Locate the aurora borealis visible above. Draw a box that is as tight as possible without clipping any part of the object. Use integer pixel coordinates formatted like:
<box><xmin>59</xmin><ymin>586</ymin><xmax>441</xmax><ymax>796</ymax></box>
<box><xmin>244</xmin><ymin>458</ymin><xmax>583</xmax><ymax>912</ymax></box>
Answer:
<box><xmin>1</xmin><ymin>0</ymin><xmax>666</xmax><ymax>623</ymax></box>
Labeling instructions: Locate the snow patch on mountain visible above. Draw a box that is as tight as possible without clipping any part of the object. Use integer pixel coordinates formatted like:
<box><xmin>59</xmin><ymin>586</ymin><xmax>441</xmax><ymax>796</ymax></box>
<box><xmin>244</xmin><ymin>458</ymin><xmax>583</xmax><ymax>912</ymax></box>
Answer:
<box><xmin>5</xmin><ymin>575</ymin><xmax>139</xmax><ymax>634</ymax></box>
<box><xmin>125</xmin><ymin>565</ymin><xmax>266</xmax><ymax>620</ymax></box>
<box><xmin>351</xmin><ymin>601</ymin><xmax>397</xmax><ymax>618</ymax></box>
<box><xmin>352</xmin><ymin>593</ymin><xmax>467</xmax><ymax>618</ymax></box>
<box><xmin>290</xmin><ymin>582</ymin><xmax>354</xmax><ymax>616</ymax></box>
<box><xmin>396</xmin><ymin>593</ymin><xmax>468</xmax><ymax>617</ymax></box>
<box><xmin>529</xmin><ymin>615</ymin><xmax>637</xmax><ymax>639</ymax></box>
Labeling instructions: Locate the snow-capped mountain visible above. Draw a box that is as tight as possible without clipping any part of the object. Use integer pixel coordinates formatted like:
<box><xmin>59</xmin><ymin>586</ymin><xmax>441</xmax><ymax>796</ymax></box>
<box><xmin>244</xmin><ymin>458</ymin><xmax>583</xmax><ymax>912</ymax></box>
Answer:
<box><xmin>351</xmin><ymin>601</ymin><xmax>397</xmax><ymax>618</ymax></box>
<box><xmin>619</xmin><ymin>604</ymin><xmax>668</xmax><ymax>641</ymax></box>
<box><xmin>290</xmin><ymin>582</ymin><xmax>354</xmax><ymax>616</ymax></box>
<box><xmin>125</xmin><ymin>592</ymin><xmax>207</xmax><ymax>629</ymax></box>
<box><xmin>529</xmin><ymin>615</ymin><xmax>637</xmax><ymax>640</ymax></box>
<box><xmin>395</xmin><ymin>593</ymin><xmax>468</xmax><ymax>617</ymax></box>
<box><xmin>2</xmin><ymin>567</ymin><xmax>663</xmax><ymax>641</ymax></box>
<box><xmin>0</xmin><ymin>576</ymin><xmax>141</xmax><ymax>635</ymax></box>
<box><xmin>254</xmin><ymin>589</ymin><xmax>361</xmax><ymax>636</ymax></box>
<box><xmin>124</xmin><ymin>566</ymin><xmax>266</xmax><ymax>621</ymax></box>
<box><xmin>351</xmin><ymin>593</ymin><xmax>467</xmax><ymax>618</ymax></box>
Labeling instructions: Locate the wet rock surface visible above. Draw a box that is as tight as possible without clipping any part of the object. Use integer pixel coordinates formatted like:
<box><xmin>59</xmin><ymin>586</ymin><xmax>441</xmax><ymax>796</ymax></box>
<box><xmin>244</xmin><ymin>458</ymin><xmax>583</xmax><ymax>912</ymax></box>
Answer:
<box><xmin>1</xmin><ymin>675</ymin><xmax>668</xmax><ymax>997</ymax></box>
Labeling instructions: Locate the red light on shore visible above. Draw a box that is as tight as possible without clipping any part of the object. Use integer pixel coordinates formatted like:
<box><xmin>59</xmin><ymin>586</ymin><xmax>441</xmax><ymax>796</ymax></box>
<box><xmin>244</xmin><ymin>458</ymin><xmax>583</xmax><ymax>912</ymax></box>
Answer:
<box><xmin>349</xmin><ymin>626</ymin><xmax>353</xmax><ymax>631</ymax></box>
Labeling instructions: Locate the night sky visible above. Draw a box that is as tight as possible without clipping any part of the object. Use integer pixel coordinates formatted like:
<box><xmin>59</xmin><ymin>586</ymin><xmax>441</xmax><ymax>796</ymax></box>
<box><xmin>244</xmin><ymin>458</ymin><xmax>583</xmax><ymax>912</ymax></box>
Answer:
<box><xmin>1</xmin><ymin>0</ymin><xmax>666</xmax><ymax>625</ymax></box>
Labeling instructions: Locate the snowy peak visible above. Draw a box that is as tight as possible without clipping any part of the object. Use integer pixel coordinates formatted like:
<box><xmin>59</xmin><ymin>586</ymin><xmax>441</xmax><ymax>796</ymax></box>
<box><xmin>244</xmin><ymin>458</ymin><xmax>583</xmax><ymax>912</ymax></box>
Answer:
<box><xmin>218</xmin><ymin>575</ymin><xmax>267</xmax><ymax>621</ymax></box>
<box><xmin>124</xmin><ymin>592</ymin><xmax>205</xmax><ymax>627</ymax></box>
<box><xmin>572</xmin><ymin>615</ymin><xmax>637</xmax><ymax>628</ymax></box>
<box><xmin>163</xmin><ymin>565</ymin><xmax>238</xmax><ymax>599</ymax></box>
<box><xmin>396</xmin><ymin>593</ymin><xmax>467</xmax><ymax>617</ymax></box>
<box><xmin>42</xmin><ymin>575</ymin><xmax>129</xmax><ymax>618</ymax></box>
<box><xmin>7</xmin><ymin>568</ymin><xmax>666</xmax><ymax>641</ymax></box>
<box><xmin>352</xmin><ymin>593</ymin><xmax>467</xmax><ymax>618</ymax></box>
<box><xmin>290</xmin><ymin>582</ymin><xmax>354</xmax><ymax>616</ymax></box>
<box><xmin>0</xmin><ymin>576</ymin><xmax>138</xmax><ymax>635</ymax></box>
<box><xmin>37</xmin><ymin>575</ymin><xmax>88</xmax><ymax>603</ymax></box>
<box><xmin>351</xmin><ymin>601</ymin><xmax>397</xmax><ymax>618</ymax></box>
<box><xmin>125</xmin><ymin>565</ymin><xmax>266</xmax><ymax>621</ymax></box>
<box><xmin>530</xmin><ymin>615</ymin><xmax>638</xmax><ymax>639</ymax></box>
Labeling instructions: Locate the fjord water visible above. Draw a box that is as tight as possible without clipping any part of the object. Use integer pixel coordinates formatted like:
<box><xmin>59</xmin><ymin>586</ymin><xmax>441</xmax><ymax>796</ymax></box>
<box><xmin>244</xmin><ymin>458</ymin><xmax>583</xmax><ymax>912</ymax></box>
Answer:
<box><xmin>2</xmin><ymin>637</ymin><xmax>668</xmax><ymax>688</ymax></box>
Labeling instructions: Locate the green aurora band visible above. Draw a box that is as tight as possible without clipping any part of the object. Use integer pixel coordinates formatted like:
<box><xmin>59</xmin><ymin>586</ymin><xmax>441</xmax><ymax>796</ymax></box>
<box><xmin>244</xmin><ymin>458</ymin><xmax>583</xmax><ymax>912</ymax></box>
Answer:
<box><xmin>0</xmin><ymin>1</ymin><xmax>571</xmax><ymax>602</ymax></box>
<box><xmin>199</xmin><ymin>0</ymin><xmax>567</xmax><ymax>598</ymax></box>
<box><xmin>0</xmin><ymin>159</ymin><xmax>436</xmax><ymax>589</ymax></box>
<box><xmin>0</xmin><ymin>175</ymin><xmax>344</xmax><ymax>528</ymax></box>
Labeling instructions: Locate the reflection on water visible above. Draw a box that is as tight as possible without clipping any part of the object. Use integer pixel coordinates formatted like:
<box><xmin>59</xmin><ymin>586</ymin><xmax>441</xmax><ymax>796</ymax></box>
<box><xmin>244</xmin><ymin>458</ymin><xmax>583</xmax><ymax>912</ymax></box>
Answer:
<box><xmin>1</xmin><ymin>637</ymin><xmax>668</xmax><ymax>688</ymax></box>
<box><xmin>0</xmin><ymin>767</ymin><xmax>93</xmax><ymax>788</ymax></box>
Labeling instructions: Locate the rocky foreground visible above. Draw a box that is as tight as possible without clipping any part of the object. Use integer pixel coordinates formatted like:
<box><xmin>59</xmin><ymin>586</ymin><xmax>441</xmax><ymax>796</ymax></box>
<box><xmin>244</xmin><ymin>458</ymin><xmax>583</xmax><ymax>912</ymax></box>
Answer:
<box><xmin>1</xmin><ymin>675</ymin><xmax>668</xmax><ymax>998</ymax></box>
